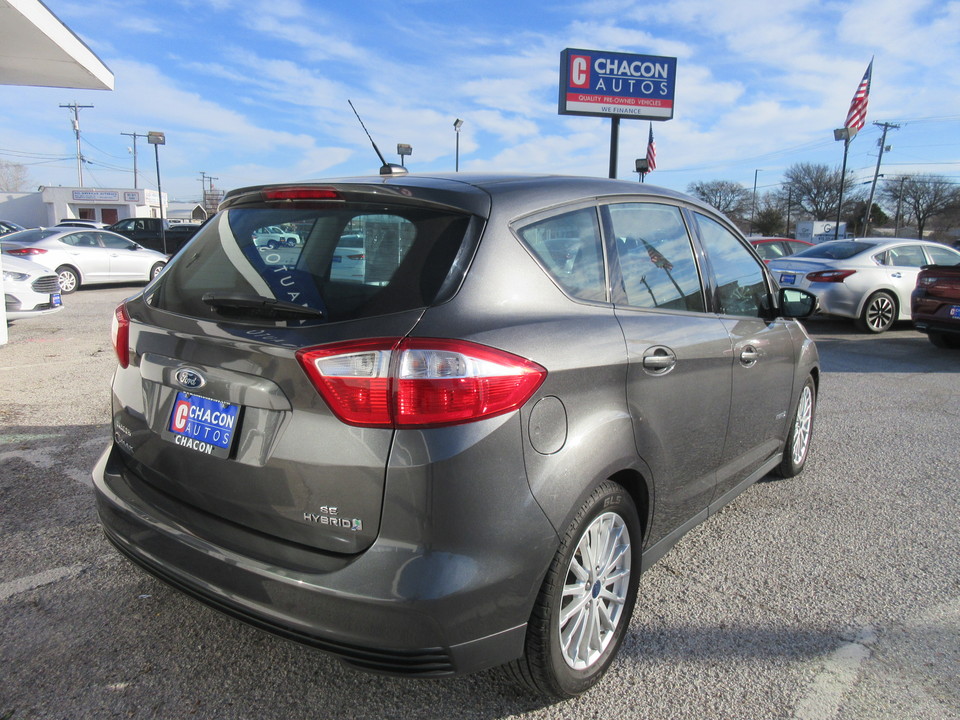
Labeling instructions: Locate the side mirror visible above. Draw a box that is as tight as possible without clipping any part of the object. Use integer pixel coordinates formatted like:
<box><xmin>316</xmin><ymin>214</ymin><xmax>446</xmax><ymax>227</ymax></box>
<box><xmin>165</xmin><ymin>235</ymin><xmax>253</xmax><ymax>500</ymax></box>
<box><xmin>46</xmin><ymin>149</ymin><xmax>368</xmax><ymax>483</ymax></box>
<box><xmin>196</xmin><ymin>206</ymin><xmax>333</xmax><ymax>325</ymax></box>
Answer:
<box><xmin>779</xmin><ymin>288</ymin><xmax>818</xmax><ymax>318</ymax></box>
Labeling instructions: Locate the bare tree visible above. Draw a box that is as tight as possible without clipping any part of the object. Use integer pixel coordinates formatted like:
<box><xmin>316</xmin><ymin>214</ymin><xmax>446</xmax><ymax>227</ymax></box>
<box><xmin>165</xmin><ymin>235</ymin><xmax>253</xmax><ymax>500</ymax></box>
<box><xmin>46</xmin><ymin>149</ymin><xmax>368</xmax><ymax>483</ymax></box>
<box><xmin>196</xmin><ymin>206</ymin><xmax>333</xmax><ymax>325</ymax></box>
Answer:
<box><xmin>0</xmin><ymin>160</ymin><xmax>30</xmax><ymax>192</ymax></box>
<box><xmin>880</xmin><ymin>174</ymin><xmax>960</xmax><ymax>239</ymax></box>
<box><xmin>782</xmin><ymin>162</ymin><xmax>861</xmax><ymax>220</ymax></box>
<box><xmin>687</xmin><ymin>180</ymin><xmax>750</xmax><ymax>220</ymax></box>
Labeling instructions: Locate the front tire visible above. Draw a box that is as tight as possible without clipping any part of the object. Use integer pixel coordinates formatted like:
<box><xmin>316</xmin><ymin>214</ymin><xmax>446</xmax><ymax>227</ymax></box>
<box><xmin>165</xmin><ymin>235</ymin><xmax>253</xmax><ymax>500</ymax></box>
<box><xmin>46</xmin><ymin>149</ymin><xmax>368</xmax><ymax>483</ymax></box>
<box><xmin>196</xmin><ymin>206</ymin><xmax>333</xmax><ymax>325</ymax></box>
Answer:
<box><xmin>150</xmin><ymin>262</ymin><xmax>165</xmax><ymax>279</ymax></box>
<box><xmin>506</xmin><ymin>480</ymin><xmax>640</xmax><ymax>699</ymax></box>
<box><xmin>857</xmin><ymin>291</ymin><xmax>896</xmax><ymax>333</ymax></box>
<box><xmin>774</xmin><ymin>376</ymin><xmax>816</xmax><ymax>478</ymax></box>
<box><xmin>56</xmin><ymin>265</ymin><xmax>80</xmax><ymax>293</ymax></box>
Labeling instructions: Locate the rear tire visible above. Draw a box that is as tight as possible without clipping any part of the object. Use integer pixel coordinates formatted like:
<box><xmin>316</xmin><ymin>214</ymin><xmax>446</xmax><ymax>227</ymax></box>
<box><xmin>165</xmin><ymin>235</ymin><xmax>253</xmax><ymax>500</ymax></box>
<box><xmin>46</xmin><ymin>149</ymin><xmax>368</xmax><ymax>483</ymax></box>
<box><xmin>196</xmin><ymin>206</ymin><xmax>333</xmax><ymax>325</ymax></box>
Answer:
<box><xmin>856</xmin><ymin>291</ymin><xmax>896</xmax><ymax>333</ymax></box>
<box><xmin>56</xmin><ymin>265</ymin><xmax>80</xmax><ymax>294</ymax></box>
<box><xmin>505</xmin><ymin>480</ymin><xmax>640</xmax><ymax>699</ymax></box>
<box><xmin>774</xmin><ymin>376</ymin><xmax>816</xmax><ymax>478</ymax></box>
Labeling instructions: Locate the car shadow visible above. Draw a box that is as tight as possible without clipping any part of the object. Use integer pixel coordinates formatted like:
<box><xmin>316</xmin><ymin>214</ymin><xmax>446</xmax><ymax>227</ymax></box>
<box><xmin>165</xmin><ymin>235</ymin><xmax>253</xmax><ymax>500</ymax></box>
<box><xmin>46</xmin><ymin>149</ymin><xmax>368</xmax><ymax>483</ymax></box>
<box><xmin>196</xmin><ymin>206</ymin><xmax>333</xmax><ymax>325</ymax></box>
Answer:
<box><xmin>802</xmin><ymin>318</ymin><xmax>959</xmax><ymax>374</ymax></box>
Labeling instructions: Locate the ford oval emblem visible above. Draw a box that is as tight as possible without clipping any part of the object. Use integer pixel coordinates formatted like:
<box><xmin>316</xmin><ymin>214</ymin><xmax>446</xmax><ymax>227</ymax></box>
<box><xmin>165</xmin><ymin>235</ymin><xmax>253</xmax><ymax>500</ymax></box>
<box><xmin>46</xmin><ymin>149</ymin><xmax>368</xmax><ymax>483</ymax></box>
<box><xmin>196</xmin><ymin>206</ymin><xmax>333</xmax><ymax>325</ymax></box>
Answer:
<box><xmin>175</xmin><ymin>368</ymin><xmax>206</xmax><ymax>390</ymax></box>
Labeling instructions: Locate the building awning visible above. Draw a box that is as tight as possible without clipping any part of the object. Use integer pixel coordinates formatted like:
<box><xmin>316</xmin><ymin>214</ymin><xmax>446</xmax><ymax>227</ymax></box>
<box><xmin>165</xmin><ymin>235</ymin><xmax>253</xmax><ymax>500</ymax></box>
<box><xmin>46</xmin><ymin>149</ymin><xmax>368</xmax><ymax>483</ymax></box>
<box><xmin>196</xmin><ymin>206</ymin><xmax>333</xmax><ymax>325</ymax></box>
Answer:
<box><xmin>0</xmin><ymin>0</ymin><xmax>113</xmax><ymax>90</ymax></box>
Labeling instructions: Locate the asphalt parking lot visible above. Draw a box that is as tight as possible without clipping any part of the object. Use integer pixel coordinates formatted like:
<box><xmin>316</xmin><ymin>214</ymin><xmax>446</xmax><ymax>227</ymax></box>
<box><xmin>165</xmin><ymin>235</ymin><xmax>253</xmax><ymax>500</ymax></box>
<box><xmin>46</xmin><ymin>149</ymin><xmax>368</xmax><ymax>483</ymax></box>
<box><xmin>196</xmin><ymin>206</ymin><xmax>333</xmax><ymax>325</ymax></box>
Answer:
<box><xmin>2</xmin><ymin>286</ymin><xmax>958</xmax><ymax>720</ymax></box>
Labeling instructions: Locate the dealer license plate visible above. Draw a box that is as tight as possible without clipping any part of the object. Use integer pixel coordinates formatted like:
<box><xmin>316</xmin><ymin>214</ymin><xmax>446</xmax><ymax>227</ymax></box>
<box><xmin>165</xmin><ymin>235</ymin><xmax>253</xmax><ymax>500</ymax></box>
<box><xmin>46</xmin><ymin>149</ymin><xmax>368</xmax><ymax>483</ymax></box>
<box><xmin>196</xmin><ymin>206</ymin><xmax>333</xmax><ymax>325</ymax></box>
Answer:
<box><xmin>950</xmin><ymin>305</ymin><xmax>960</xmax><ymax>319</ymax></box>
<box><xmin>51</xmin><ymin>293</ymin><xmax>62</xmax><ymax>308</ymax></box>
<box><xmin>168</xmin><ymin>392</ymin><xmax>239</xmax><ymax>454</ymax></box>
<box><xmin>779</xmin><ymin>273</ymin><xmax>796</xmax><ymax>286</ymax></box>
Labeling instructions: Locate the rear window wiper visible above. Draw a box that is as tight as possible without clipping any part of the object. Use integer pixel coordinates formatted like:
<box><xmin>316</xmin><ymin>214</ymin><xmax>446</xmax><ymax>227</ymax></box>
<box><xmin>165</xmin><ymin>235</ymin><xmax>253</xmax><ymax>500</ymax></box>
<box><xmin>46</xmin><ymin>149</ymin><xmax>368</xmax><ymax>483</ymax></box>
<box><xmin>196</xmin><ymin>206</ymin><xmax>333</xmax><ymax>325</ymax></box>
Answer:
<box><xmin>202</xmin><ymin>292</ymin><xmax>325</xmax><ymax>319</ymax></box>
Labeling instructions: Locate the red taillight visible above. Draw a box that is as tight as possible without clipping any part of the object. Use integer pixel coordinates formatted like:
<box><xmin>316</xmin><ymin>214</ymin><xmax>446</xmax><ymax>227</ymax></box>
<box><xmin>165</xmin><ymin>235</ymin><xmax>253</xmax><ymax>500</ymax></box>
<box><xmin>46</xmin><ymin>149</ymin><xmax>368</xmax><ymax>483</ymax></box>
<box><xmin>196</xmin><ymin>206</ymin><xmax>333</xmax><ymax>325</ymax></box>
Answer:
<box><xmin>6</xmin><ymin>247</ymin><xmax>47</xmax><ymax>256</ymax></box>
<box><xmin>346</xmin><ymin>253</ymin><xmax>365</xmax><ymax>261</ymax></box>
<box><xmin>111</xmin><ymin>303</ymin><xmax>130</xmax><ymax>368</ymax></box>
<box><xmin>262</xmin><ymin>187</ymin><xmax>341</xmax><ymax>201</ymax></box>
<box><xmin>806</xmin><ymin>269</ymin><xmax>856</xmax><ymax>283</ymax></box>
<box><xmin>296</xmin><ymin>338</ymin><xmax>547</xmax><ymax>428</ymax></box>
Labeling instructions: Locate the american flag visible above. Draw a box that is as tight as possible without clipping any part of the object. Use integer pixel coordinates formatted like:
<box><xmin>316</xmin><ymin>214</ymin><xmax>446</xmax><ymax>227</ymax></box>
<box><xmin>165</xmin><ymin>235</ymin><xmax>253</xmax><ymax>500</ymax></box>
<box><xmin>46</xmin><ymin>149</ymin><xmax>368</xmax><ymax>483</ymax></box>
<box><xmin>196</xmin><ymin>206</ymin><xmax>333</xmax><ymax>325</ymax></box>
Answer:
<box><xmin>645</xmin><ymin>123</ymin><xmax>657</xmax><ymax>171</ymax></box>
<box><xmin>844</xmin><ymin>59</ymin><xmax>873</xmax><ymax>133</ymax></box>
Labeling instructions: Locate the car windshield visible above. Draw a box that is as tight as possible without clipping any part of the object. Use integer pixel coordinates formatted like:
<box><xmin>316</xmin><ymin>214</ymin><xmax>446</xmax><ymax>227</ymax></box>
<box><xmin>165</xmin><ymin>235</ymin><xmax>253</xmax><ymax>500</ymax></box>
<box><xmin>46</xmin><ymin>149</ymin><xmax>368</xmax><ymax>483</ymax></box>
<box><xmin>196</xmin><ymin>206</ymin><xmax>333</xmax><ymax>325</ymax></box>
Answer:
<box><xmin>148</xmin><ymin>204</ymin><xmax>476</xmax><ymax>324</ymax></box>
<box><xmin>791</xmin><ymin>241</ymin><xmax>875</xmax><ymax>260</ymax></box>
<box><xmin>1</xmin><ymin>228</ymin><xmax>60</xmax><ymax>244</ymax></box>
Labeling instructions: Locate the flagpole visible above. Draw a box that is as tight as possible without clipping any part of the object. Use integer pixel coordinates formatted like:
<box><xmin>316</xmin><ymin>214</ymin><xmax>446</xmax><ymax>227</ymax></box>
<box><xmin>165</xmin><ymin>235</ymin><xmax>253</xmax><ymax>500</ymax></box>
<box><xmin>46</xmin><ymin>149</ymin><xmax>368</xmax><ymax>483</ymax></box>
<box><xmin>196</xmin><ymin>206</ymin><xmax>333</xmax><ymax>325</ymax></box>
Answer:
<box><xmin>835</xmin><ymin>133</ymin><xmax>849</xmax><ymax>241</ymax></box>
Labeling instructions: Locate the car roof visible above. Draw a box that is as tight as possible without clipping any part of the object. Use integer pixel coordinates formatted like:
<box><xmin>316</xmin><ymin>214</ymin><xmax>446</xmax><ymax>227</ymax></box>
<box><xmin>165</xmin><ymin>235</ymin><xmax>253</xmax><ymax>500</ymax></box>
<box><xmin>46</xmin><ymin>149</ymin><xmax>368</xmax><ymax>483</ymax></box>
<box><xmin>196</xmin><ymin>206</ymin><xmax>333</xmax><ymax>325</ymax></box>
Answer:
<box><xmin>223</xmin><ymin>173</ymin><xmax>720</xmax><ymax>220</ymax></box>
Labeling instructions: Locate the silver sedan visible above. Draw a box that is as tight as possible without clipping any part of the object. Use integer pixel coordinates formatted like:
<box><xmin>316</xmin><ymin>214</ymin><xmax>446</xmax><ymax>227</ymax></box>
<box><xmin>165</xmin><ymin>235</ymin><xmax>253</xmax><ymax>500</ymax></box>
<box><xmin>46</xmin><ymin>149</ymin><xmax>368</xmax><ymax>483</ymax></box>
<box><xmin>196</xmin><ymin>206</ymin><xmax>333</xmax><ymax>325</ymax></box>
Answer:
<box><xmin>1</xmin><ymin>227</ymin><xmax>168</xmax><ymax>293</ymax></box>
<box><xmin>768</xmin><ymin>238</ymin><xmax>960</xmax><ymax>332</ymax></box>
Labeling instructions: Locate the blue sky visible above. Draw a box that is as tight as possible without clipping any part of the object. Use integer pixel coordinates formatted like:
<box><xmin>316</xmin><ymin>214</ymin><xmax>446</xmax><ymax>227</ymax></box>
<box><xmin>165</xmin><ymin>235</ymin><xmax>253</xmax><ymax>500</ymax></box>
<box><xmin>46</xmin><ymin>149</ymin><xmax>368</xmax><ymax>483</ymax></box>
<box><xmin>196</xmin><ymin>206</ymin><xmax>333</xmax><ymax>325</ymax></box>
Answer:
<box><xmin>1</xmin><ymin>0</ymin><xmax>958</xmax><ymax>204</ymax></box>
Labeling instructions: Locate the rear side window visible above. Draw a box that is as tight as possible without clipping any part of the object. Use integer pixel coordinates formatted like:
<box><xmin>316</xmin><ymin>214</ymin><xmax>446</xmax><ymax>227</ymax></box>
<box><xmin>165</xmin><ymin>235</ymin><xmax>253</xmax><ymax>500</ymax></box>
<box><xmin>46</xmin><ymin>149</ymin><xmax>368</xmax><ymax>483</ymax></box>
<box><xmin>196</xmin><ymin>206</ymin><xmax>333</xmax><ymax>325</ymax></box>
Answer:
<box><xmin>880</xmin><ymin>245</ymin><xmax>927</xmax><ymax>267</ymax></box>
<box><xmin>606</xmin><ymin>203</ymin><xmax>704</xmax><ymax>312</ymax></box>
<box><xmin>925</xmin><ymin>245</ymin><xmax>960</xmax><ymax>265</ymax></box>
<box><xmin>515</xmin><ymin>207</ymin><xmax>606</xmax><ymax>302</ymax></box>
<box><xmin>149</xmin><ymin>205</ymin><xmax>473</xmax><ymax>324</ymax></box>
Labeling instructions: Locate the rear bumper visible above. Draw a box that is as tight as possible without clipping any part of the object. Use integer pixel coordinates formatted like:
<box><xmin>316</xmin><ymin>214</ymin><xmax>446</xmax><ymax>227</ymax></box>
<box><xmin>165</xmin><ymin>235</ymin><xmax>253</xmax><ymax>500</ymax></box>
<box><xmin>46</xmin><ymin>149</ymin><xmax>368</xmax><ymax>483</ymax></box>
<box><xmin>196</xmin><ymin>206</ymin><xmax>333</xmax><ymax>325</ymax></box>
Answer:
<box><xmin>93</xmin><ymin>441</ymin><xmax>554</xmax><ymax>676</ymax></box>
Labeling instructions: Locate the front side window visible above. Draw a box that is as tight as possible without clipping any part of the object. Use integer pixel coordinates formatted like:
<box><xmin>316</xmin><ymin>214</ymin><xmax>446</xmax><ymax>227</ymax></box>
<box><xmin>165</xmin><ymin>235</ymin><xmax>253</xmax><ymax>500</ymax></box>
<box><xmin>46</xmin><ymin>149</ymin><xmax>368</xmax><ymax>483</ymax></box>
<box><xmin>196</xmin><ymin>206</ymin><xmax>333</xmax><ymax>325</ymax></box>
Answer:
<box><xmin>98</xmin><ymin>233</ymin><xmax>135</xmax><ymax>249</ymax></box>
<box><xmin>694</xmin><ymin>213</ymin><xmax>769</xmax><ymax>317</ymax></box>
<box><xmin>515</xmin><ymin>207</ymin><xmax>606</xmax><ymax>302</ymax></box>
<box><xmin>605</xmin><ymin>203</ymin><xmax>704</xmax><ymax>312</ymax></box>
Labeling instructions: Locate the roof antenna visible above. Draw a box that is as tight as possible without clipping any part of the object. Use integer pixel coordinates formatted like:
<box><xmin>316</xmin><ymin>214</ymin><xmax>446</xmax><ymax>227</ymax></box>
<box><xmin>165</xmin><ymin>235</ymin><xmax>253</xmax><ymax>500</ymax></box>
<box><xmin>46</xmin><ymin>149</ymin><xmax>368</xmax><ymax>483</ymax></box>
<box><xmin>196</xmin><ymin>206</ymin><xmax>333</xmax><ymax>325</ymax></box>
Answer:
<box><xmin>348</xmin><ymin>100</ymin><xmax>407</xmax><ymax>176</ymax></box>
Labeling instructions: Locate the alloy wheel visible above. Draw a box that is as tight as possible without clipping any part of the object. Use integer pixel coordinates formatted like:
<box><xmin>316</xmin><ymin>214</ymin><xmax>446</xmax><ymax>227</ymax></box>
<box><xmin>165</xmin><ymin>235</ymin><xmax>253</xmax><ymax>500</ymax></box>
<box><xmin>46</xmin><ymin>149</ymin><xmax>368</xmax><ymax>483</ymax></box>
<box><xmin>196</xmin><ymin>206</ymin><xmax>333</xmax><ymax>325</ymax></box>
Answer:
<box><xmin>559</xmin><ymin>511</ymin><xmax>632</xmax><ymax>670</ymax></box>
<box><xmin>791</xmin><ymin>384</ymin><xmax>813</xmax><ymax>465</ymax></box>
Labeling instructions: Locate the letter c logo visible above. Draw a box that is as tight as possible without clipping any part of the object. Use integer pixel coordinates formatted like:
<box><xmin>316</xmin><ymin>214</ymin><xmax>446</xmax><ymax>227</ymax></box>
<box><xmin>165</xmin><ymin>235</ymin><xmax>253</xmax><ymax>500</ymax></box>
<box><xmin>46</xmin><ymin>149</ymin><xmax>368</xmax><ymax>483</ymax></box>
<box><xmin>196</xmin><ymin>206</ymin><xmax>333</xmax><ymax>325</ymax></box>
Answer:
<box><xmin>172</xmin><ymin>400</ymin><xmax>190</xmax><ymax>432</ymax></box>
<box><xmin>571</xmin><ymin>55</ymin><xmax>589</xmax><ymax>88</ymax></box>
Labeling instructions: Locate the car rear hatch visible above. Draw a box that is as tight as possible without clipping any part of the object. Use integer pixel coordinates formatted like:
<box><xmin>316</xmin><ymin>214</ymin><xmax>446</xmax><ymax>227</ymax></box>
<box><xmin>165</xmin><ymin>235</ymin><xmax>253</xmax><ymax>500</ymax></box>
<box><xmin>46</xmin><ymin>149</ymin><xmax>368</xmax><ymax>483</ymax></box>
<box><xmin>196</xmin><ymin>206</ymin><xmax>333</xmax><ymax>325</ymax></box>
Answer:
<box><xmin>111</xmin><ymin>180</ymin><xmax>488</xmax><ymax>555</ymax></box>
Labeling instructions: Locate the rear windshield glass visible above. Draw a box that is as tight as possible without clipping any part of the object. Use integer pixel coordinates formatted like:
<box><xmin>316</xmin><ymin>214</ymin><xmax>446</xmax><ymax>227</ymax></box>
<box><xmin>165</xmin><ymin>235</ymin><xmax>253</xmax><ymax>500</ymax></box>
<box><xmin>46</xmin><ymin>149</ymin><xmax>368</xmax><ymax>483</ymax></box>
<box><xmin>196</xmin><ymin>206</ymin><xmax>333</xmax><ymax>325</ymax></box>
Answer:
<box><xmin>148</xmin><ymin>204</ymin><xmax>474</xmax><ymax>324</ymax></box>
<box><xmin>1</xmin><ymin>228</ymin><xmax>60</xmax><ymax>244</ymax></box>
<box><xmin>792</xmin><ymin>241</ymin><xmax>875</xmax><ymax>260</ymax></box>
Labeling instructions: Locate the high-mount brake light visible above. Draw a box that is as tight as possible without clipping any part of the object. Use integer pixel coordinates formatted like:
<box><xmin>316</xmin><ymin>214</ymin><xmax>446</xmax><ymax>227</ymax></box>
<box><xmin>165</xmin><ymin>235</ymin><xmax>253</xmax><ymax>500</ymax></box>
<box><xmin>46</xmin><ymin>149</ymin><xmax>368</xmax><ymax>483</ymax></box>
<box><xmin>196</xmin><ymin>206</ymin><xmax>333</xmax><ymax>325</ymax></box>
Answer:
<box><xmin>296</xmin><ymin>338</ymin><xmax>547</xmax><ymax>429</ymax></box>
<box><xmin>112</xmin><ymin>302</ymin><xmax>130</xmax><ymax>369</ymax></box>
<box><xmin>806</xmin><ymin>269</ymin><xmax>857</xmax><ymax>283</ymax></box>
<box><xmin>261</xmin><ymin>187</ymin><xmax>342</xmax><ymax>202</ymax></box>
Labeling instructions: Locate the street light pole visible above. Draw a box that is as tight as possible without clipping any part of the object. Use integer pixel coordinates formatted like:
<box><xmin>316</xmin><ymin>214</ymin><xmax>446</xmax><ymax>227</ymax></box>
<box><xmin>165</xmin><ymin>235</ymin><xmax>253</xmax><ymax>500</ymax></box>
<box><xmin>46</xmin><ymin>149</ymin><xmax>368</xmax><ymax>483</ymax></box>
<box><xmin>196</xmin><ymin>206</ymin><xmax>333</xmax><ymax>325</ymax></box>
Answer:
<box><xmin>749</xmin><ymin>169</ymin><xmax>761</xmax><ymax>234</ymax></box>
<box><xmin>147</xmin><ymin>132</ymin><xmax>167</xmax><ymax>254</ymax></box>
<box><xmin>453</xmin><ymin>119</ymin><xmax>463</xmax><ymax>171</ymax></box>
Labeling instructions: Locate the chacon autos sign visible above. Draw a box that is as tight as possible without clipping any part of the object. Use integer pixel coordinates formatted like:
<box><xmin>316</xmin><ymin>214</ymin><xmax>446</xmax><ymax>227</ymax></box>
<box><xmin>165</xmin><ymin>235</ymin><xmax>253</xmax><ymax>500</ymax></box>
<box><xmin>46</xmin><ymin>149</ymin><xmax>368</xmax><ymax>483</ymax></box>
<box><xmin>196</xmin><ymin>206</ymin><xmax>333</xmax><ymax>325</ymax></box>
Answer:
<box><xmin>559</xmin><ymin>48</ymin><xmax>677</xmax><ymax>120</ymax></box>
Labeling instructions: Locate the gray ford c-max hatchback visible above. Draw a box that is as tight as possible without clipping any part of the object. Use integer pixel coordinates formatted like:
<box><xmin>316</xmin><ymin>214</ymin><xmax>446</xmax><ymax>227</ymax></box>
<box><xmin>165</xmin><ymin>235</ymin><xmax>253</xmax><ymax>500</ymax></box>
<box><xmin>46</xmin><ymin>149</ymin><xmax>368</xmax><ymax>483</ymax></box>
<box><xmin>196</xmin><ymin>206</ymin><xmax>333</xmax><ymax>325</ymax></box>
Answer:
<box><xmin>94</xmin><ymin>174</ymin><xmax>819</xmax><ymax>699</ymax></box>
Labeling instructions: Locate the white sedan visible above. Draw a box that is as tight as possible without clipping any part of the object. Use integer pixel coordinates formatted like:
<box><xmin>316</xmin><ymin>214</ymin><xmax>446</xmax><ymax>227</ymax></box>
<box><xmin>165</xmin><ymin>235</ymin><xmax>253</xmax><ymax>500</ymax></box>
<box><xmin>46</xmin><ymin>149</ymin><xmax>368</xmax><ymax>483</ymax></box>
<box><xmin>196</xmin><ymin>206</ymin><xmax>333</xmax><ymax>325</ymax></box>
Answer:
<box><xmin>1</xmin><ymin>228</ymin><xmax>168</xmax><ymax>293</ymax></box>
<box><xmin>768</xmin><ymin>238</ymin><xmax>960</xmax><ymax>332</ymax></box>
<box><xmin>2</xmin><ymin>254</ymin><xmax>63</xmax><ymax>320</ymax></box>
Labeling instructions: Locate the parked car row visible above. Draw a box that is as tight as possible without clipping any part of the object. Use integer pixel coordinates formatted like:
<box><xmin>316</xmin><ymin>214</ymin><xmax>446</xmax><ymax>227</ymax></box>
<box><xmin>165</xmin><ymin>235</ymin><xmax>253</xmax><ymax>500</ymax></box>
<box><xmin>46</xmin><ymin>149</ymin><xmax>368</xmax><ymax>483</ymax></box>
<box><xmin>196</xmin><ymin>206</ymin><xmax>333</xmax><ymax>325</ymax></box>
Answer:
<box><xmin>768</xmin><ymin>238</ymin><xmax>960</xmax><ymax>333</ymax></box>
<box><xmin>2</xmin><ymin>227</ymin><xmax>169</xmax><ymax>294</ymax></box>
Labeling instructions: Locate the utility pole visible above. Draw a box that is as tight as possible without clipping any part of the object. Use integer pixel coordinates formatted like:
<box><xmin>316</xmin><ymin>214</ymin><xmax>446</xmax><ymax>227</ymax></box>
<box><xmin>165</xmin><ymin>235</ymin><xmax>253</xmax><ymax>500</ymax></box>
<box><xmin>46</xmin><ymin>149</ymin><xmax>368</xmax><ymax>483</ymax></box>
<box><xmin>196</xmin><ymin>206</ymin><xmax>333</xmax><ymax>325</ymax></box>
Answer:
<box><xmin>863</xmin><ymin>122</ymin><xmax>899</xmax><ymax>236</ymax></box>
<box><xmin>60</xmin><ymin>102</ymin><xmax>94</xmax><ymax>186</ymax></box>
<box><xmin>121</xmin><ymin>131</ymin><xmax>147</xmax><ymax>189</ymax></box>
<box><xmin>199</xmin><ymin>172</ymin><xmax>219</xmax><ymax>219</ymax></box>
<box><xmin>198</xmin><ymin>171</ymin><xmax>218</xmax><ymax>193</ymax></box>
